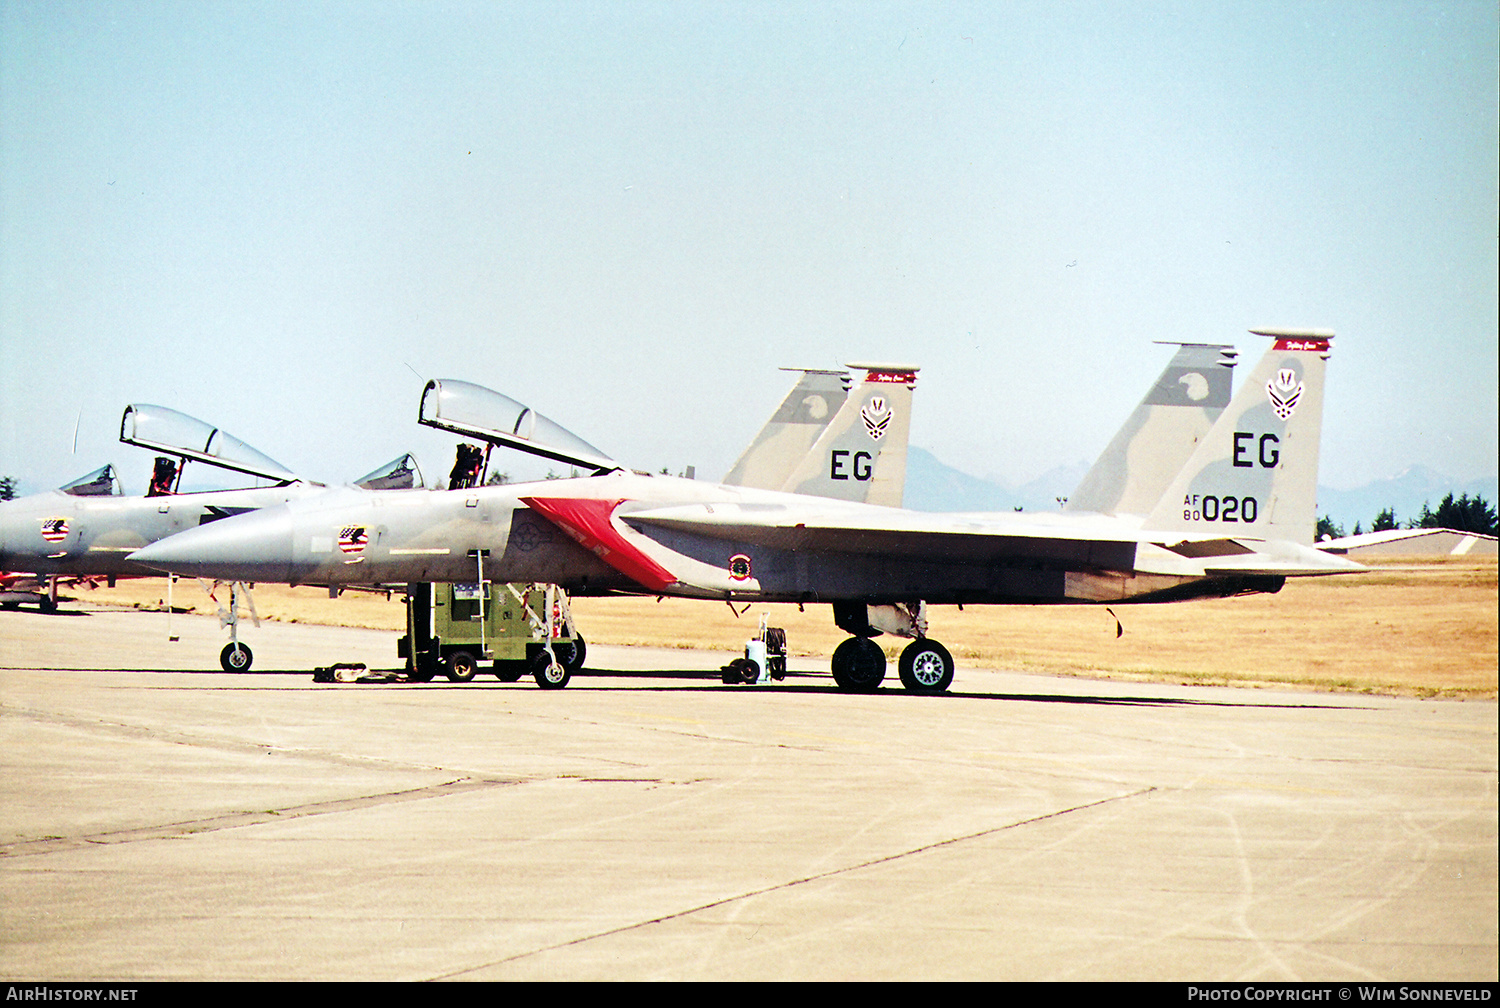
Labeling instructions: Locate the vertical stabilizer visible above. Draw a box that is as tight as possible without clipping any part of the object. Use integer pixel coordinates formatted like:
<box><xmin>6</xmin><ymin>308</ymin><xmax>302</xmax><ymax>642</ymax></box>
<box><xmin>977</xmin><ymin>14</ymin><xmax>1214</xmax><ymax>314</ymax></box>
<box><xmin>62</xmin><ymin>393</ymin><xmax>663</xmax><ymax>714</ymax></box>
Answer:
<box><xmin>1065</xmin><ymin>342</ymin><xmax>1237</xmax><ymax>515</ymax></box>
<box><xmin>723</xmin><ymin>369</ymin><xmax>849</xmax><ymax>490</ymax></box>
<box><xmin>1144</xmin><ymin>330</ymin><xmax>1333</xmax><ymax>545</ymax></box>
<box><xmin>779</xmin><ymin>363</ymin><xmax>918</xmax><ymax>508</ymax></box>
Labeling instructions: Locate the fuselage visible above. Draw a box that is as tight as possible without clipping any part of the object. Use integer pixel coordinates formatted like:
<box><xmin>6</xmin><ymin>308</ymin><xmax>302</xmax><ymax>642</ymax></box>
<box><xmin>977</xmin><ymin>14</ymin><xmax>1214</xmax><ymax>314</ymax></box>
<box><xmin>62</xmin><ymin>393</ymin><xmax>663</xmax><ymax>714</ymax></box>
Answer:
<box><xmin>0</xmin><ymin>484</ymin><xmax>317</xmax><ymax>578</ymax></box>
<box><xmin>128</xmin><ymin>470</ymin><xmax>1355</xmax><ymax>605</ymax></box>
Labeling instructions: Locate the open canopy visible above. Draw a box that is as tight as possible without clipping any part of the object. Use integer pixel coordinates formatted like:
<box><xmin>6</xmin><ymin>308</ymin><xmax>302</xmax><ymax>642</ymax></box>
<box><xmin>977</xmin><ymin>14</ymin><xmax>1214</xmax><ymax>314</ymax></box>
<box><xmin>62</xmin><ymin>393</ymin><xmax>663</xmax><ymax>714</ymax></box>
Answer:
<box><xmin>119</xmin><ymin>405</ymin><xmax>301</xmax><ymax>485</ymax></box>
<box><xmin>418</xmin><ymin>379</ymin><xmax>616</xmax><ymax>474</ymax></box>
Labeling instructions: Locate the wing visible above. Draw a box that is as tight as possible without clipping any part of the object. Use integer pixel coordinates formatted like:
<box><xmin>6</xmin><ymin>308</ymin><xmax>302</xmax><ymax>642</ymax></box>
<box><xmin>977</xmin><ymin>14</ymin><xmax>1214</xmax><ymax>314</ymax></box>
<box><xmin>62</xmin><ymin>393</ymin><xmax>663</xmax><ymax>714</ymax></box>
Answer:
<box><xmin>521</xmin><ymin>493</ymin><xmax>1363</xmax><ymax>601</ymax></box>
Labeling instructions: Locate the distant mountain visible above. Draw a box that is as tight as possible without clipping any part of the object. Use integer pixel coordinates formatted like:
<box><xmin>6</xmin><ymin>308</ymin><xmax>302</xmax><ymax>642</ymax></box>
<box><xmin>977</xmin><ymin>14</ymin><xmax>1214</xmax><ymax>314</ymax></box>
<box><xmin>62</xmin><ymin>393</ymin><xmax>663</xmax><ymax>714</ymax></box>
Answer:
<box><xmin>904</xmin><ymin>448</ymin><xmax>1497</xmax><ymax>531</ymax></box>
<box><xmin>1315</xmin><ymin>466</ymin><xmax>1499</xmax><ymax>533</ymax></box>
<box><xmin>904</xmin><ymin>447</ymin><xmax>1086</xmax><ymax>513</ymax></box>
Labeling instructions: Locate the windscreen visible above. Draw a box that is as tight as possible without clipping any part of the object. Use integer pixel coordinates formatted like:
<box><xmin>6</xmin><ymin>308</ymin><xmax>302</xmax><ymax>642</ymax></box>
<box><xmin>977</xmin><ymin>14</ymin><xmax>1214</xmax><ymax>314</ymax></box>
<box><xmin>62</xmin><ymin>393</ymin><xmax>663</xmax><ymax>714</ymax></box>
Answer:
<box><xmin>354</xmin><ymin>453</ymin><xmax>424</xmax><ymax>490</ymax></box>
<box><xmin>59</xmin><ymin>464</ymin><xmax>122</xmax><ymax>497</ymax></box>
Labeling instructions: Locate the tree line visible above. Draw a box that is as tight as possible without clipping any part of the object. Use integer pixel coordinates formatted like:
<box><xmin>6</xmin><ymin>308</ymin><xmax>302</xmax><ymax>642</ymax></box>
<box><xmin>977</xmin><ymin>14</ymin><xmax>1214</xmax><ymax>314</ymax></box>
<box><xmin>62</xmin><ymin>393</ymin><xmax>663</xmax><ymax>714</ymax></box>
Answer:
<box><xmin>1319</xmin><ymin>493</ymin><xmax>1498</xmax><ymax>540</ymax></box>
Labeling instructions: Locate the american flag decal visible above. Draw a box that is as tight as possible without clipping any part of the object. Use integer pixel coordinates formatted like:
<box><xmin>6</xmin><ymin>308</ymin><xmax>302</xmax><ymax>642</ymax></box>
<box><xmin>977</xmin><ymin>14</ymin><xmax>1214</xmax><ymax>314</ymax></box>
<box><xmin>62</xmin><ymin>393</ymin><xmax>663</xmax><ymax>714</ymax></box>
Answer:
<box><xmin>338</xmin><ymin>525</ymin><xmax>368</xmax><ymax>554</ymax></box>
<box><xmin>41</xmin><ymin>517</ymin><xmax>68</xmax><ymax>543</ymax></box>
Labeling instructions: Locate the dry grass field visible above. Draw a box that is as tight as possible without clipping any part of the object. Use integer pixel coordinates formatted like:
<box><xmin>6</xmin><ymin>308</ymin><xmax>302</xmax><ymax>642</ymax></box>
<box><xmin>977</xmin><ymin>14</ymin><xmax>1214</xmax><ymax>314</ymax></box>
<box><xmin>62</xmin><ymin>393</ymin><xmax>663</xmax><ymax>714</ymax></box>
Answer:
<box><xmin>68</xmin><ymin>557</ymin><xmax>1496</xmax><ymax>698</ymax></box>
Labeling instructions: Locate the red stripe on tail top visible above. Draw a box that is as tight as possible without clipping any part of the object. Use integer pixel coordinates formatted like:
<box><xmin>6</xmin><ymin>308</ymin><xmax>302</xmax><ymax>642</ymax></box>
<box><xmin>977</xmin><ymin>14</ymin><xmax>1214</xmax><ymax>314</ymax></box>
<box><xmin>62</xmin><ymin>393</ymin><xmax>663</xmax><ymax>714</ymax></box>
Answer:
<box><xmin>1272</xmin><ymin>338</ymin><xmax>1330</xmax><ymax>352</ymax></box>
<box><xmin>519</xmin><ymin>497</ymin><xmax>678</xmax><ymax>593</ymax></box>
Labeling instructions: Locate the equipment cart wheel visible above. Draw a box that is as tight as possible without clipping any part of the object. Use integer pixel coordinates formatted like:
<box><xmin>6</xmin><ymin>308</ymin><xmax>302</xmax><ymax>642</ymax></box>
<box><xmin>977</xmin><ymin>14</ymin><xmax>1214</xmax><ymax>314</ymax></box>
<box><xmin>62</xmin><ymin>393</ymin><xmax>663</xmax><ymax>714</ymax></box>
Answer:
<box><xmin>721</xmin><ymin>657</ymin><xmax>760</xmax><ymax>685</ymax></box>
<box><xmin>444</xmin><ymin>651</ymin><xmax>479</xmax><ymax>683</ymax></box>
<box><xmin>220</xmin><ymin>642</ymin><xmax>253</xmax><ymax>672</ymax></box>
<box><xmin>559</xmin><ymin>636</ymin><xmax>587</xmax><ymax>672</ymax></box>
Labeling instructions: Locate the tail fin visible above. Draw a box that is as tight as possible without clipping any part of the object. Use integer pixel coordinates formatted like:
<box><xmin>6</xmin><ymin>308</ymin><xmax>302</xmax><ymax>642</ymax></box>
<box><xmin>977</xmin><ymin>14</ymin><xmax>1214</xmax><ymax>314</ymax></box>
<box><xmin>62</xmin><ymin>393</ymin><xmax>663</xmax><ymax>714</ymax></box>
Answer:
<box><xmin>1144</xmin><ymin>330</ymin><xmax>1333</xmax><ymax>545</ymax></box>
<box><xmin>723</xmin><ymin>368</ymin><xmax>849</xmax><ymax>490</ymax></box>
<box><xmin>777</xmin><ymin>363</ymin><xmax>918</xmax><ymax>507</ymax></box>
<box><xmin>1065</xmin><ymin>342</ymin><xmax>1237</xmax><ymax>515</ymax></box>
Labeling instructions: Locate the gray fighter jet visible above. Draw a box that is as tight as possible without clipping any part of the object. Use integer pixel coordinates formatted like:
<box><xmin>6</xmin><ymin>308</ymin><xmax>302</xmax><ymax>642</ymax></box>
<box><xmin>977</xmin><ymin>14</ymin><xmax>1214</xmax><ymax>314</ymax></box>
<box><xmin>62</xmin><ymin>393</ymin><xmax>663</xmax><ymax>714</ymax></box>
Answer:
<box><xmin>423</xmin><ymin>361</ymin><xmax>920</xmax><ymax>505</ymax></box>
<box><xmin>0</xmin><ymin>404</ymin><xmax>427</xmax><ymax>581</ymax></box>
<box><xmin>1065</xmin><ymin>342</ymin><xmax>1237</xmax><ymax>515</ymax></box>
<box><xmin>0</xmin><ymin>404</ymin><xmax>421</xmax><ymax>668</ymax></box>
<box><xmin>132</xmin><ymin>331</ymin><xmax>1360</xmax><ymax>693</ymax></box>
<box><xmin>724</xmin><ymin>363</ymin><xmax>918</xmax><ymax>507</ymax></box>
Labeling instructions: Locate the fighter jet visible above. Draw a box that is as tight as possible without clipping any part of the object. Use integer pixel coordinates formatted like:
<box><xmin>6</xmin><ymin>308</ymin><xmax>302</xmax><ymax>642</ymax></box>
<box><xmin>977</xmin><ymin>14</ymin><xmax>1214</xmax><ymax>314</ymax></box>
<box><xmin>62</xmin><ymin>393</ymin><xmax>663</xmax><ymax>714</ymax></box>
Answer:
<box><xmin>131</xmin><ymin>331</ymin><xmax>1359</xmax><ymax>693</ymax></box>
<box><xmin>0</xmin><ymin>404</ymin><xmax>421</xmax><ymax>667</ymax></box>
<box><xmin>422</xmin><ymin>361</ymin><xmax>919</xmax><ymax>503</ymax></box>
<box><xmin>723</xmin><ymin>363</ymin><xmax>918</xmax><ymax>507</ymax></box>
<box><xmin>1064</xmin><ymin>342</ymin><xmax>1237</xmax><ymax>515</ymax></box>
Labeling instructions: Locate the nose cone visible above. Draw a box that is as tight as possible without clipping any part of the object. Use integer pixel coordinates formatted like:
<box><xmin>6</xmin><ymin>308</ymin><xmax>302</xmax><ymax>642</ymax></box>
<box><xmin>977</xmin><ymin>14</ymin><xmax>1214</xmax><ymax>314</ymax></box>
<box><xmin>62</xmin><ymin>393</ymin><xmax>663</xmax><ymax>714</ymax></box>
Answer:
<box><xmin>0</xmin><ymin>497</ymin><xmax>58</xmax><ymax>569</ymax></box>
<box><xmin>0</xmin><ymin>501</ymin><xmax>25</xmax><ymax>567</ymax></box>
<box><xmin>129</xmin><ymin>507</ymin><xmax>298</xmax><ymax>582</ymax></box>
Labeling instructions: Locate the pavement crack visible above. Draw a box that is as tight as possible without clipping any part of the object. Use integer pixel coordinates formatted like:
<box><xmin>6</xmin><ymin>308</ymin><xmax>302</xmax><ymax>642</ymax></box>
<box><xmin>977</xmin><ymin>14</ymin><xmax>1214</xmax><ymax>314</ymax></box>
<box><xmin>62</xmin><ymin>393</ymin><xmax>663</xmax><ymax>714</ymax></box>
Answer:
<box><xmin>2</xmin><ymin>702</ymin><xmax>448</xmax><ymax>774</ymax></box>
<box><xmin>0</xmin><ymin>777</ymin><xmax>518</xmax><ymax>858</ymax></box>
<box><xmin>434</xmin><ymin>786</ymin><xmax>1157</xmax><ymax>979</ymax></box>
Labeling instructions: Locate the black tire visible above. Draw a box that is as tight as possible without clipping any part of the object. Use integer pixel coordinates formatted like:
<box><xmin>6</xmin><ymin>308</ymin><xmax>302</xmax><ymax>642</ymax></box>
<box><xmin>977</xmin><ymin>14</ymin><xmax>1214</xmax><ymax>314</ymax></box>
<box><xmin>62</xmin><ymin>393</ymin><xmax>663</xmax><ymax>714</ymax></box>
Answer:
<box><xmin>898</xmin><ymin>639</ymin><xmax>954</xmax><ymax>694</ymax></box>
<box><xmin>534</xmin><ymin>638</ymin><xmax>586</xmax><ymax>672</ymax></box>
<box><xmin>560</xmin><ymin>636</ymin><xmax>586</xmax><ymax>672</ymax></box>
<box><xmin>532</xmin><ymin>649</ymin><xmax>570</xmax><ymax>689</ymax></box>
<box><xmin>721</xmin><ymin>657</ymin><xmax>759</xmax><ymax>685</ymax></box>
<box><xmin>831</xmin><ymin>637</ymin><xmax>885</xmax><ymax>692</ymax></box>
<box><xmin>220</xmin><ymin>642</ymin><xmax>253</xmax><ymax>672</ymax></box>
<box><xmin>444</xmin><ymin>651</ymin><xmax>478</xmax><ymax>683</ymax></box>
<box><xmin>494</xmin><ymin>663</ymin><xmax>525</xmax><ymax>682</ymax></box>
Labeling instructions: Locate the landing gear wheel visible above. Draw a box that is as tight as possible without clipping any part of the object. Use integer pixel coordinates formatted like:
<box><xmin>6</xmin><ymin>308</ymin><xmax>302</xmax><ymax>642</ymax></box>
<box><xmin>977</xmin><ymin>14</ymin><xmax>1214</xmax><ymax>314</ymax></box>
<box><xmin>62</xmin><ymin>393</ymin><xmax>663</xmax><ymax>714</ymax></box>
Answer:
<box><xmin>444</xmin><ymin>651</ymin><xmax>478</xmax><ymax>683</ymax></box>
<box><xmin>532</xmin><ymin>650</ymin><xmax>570</xmax><ymax>689</ymax></box>
<box><xmin>899</xmin><ymin>639</ymin><xmax>954</xmax><ymax>694</ymax></box>
<box><xmin>220</xmin><ymin>642</ymin><xmax>253</xmax><ymax>672</ymax></box>
<box><xmin>831</xmin><ymin>636</ymin><xmax>886</xmax><ymax>692</ymax></box>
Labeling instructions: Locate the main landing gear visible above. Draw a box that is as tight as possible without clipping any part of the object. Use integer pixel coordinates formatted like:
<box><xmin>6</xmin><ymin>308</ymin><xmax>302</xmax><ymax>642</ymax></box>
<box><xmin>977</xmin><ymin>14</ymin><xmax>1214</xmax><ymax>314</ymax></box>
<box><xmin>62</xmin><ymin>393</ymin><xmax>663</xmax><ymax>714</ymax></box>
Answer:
<box><xmin>830</xmin><ymin>636</ymin><xmax>955</xmax><ymax>694</ymax></box>
<box><xmin>829</xmin><ymin>601</ymin><xmax>955</xmax><ymax>694</ymax></box>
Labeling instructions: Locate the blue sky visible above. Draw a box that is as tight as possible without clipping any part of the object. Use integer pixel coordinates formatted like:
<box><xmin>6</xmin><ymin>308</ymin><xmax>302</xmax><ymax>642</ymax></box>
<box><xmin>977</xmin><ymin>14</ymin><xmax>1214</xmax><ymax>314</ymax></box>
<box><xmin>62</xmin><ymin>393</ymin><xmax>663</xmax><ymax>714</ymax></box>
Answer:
<box><xmin>2</xmin><ymin>0</ymin><xmax>1495</xmax><ymax>496</ymax></box>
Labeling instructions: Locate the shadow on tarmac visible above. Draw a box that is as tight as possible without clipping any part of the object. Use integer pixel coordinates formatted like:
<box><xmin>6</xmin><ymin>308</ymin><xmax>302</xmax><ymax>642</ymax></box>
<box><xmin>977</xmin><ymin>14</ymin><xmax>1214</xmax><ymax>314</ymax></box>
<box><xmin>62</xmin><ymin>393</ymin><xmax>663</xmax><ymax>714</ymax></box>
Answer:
<box><xmin>0</xmin><ymin>655</ymin><xmax>1368</xmax><ymax>710</ymax></box>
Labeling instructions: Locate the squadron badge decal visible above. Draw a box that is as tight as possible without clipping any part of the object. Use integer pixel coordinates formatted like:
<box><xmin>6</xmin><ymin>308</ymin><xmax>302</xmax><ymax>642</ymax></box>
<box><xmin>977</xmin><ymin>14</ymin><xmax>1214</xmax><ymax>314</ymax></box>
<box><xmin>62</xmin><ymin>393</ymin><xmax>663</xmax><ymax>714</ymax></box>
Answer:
<box><xmin>41</xmin><ymin>517</ymin><xmax>69</xmax><ymax>543</ymax></box>
<box><xmin>861</xmin><ymin>396</ymin><xmax>891</xmax><ymax>440</ymax></box>
<box><xmin>1266</xmin><ymin>368</ymin><xmax>1303</xmax><ymax>420</ymax></box>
